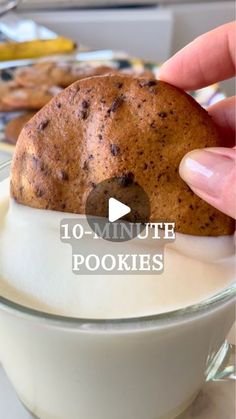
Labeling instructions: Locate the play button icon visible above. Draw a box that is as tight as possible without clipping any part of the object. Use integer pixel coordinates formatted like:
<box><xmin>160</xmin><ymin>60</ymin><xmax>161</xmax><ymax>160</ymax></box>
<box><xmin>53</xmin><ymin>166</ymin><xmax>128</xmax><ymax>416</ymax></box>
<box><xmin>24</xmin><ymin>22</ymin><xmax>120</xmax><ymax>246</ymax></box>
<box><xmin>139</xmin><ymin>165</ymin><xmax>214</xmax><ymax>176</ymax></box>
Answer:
<box><xmin>85</xmin><ymin>176</ymin><xmax>150</xmax><ymax>242</ymax></box>
<box><xmin>108</xmin><ymin>198</ymin><xmax>131</xmax><ymax>222</ymax></box>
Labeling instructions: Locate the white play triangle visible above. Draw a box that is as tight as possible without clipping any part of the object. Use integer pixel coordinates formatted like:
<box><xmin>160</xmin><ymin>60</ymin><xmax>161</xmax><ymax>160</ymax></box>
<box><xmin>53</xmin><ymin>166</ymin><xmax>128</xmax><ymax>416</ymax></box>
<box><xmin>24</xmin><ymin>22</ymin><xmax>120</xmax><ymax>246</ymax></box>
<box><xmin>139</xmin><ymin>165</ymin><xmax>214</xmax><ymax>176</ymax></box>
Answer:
<box><xmin>108</xmin><ymin>198</ymin><xmax>131</xmax><ymax>222</ymax></box>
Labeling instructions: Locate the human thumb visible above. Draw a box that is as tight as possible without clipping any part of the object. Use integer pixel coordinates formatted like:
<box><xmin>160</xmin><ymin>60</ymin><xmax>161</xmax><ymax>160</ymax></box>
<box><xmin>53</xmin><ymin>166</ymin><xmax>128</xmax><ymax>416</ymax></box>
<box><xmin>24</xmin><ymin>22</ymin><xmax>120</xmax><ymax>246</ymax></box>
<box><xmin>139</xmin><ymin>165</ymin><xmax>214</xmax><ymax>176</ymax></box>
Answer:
<box><xmin>179</xmin><ymin>147</ymin><xmax>236</xmax><ymax>219</ymax></box>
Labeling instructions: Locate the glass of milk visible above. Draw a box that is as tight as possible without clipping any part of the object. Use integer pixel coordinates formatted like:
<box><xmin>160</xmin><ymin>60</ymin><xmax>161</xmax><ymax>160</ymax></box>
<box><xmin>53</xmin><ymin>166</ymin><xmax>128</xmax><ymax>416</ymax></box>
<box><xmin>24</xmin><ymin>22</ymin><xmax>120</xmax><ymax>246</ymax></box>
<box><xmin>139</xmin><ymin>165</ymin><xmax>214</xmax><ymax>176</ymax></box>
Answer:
<box><xmin>0</xmin><ymin>161</ymin><xmax>235</xmax><ymax>419</ymax></box>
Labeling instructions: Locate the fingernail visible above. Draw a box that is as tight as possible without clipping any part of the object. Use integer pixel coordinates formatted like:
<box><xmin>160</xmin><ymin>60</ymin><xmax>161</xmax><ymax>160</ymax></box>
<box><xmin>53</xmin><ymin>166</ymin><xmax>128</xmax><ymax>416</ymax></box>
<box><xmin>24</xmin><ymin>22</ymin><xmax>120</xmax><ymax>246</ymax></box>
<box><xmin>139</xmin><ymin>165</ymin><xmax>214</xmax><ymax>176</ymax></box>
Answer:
<box><xmin>179</xmin><ymin>149</ymin><xmax>235</xmax><ymax>198</ymax></box>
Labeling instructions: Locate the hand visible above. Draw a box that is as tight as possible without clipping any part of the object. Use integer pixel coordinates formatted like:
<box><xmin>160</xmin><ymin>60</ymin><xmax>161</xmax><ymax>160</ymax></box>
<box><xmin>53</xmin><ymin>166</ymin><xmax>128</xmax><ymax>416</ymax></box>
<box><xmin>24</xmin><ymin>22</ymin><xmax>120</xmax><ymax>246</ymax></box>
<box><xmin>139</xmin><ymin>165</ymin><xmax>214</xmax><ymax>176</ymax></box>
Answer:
<box><xmin>159</xmin><ymin>22</ymin><xmax>236</xmax><ymax>219</ymax></box>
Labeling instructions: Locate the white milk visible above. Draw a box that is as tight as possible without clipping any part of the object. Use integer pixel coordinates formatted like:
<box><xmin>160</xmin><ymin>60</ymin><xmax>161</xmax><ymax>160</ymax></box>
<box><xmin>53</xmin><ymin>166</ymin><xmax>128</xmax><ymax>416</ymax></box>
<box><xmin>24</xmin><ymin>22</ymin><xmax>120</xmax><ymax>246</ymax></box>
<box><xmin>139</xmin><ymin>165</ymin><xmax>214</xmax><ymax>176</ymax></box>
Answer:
<box><xmin>0</xmin><ymin>181</ymin><xmax>234</xmax><ymax>318</ymax></box>
<box><xmin>0</xmin><ymin>180</ymin><xmax>235</xmax><ymax>419</ymax></box>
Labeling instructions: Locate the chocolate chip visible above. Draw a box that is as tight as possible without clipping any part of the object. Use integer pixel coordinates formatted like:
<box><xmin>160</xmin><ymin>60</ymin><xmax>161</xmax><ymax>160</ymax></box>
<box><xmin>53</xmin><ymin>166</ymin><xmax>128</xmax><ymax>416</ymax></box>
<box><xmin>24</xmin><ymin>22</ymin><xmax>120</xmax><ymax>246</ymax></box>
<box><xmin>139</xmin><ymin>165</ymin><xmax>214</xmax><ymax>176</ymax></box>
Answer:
<box><xmin>117</xmin><ymin>172</ymin><xmax>134</xmax><ymax>187</ymax></box>
<box><xmin>98</xmin><ymin>134</ymin><xmax>103</xmax><ymax>141</ymax></box>
<box><xmin>78</xmin><ymin>100</ymin><xmax>90</xmax><ymax>120</ymax></box>
<box><xmin>61</xmin><ymin>203</ymin><xmax>66</xmax><ymax>210</ymax></box>
<box><xmin>83</xmin><ymin>162</ymin><xmax>88</xmax><ymax>170</ymax></box>
<box><xmin>139</xmin><ymin>80</ymin><xmax>157</xmax><ymax>88</ymax></box>
<box><xmin>38</xmin><ymin>119</ymin><xmax>49</xmax><ymax>131</ymax></box>
<box><xmin>56</xmin><ymin>102</ymin><xmax>62</xmax><ymax>109</ymax></box>
<box><xmin>110</xmin><ymin>144</ymin><xmax>120</xmax><ymax>156</ymax></box>
<box><xmin>150</xmin><ymin>121</ymin><xmax>157</xmax><ymax>129</ymax></box>
<box><xmin>91</xmin><ymin>182</ymin><xmax>96</xmax><ymax>188</ymax></box>
<box><xmin>178</xmin><ymin>198</ymin><xmax>182</xmax><ymax>203</ymax></box>
<box><xmin>209</xmin><ymin>215</ymin><xmax>215</xmax><ymax>222</ymax></box>
<box><xmin>189</xmin><ymin>204</ymin><xmax>194</xmax><ymax>210</ymax></box>
<box><xmin>35</xmin><ymin>158</ymin><xmax>48</xmax><ymax>174</ymax></box>
<box><xmin>32</xmin><ymin>156</ymin><xmax>39</xmax><ymax>168</ymax></box>
<box><xmin>147</xmin><ymin>80</ymin><xmax>157</xmax><ymax>87</ymax></box>
<box><xmin>143</xmin><ymin>163</ymin><xmax>148</xmax><ymax>170</ymax></box>
<box><xmin>116</xmin><ymin>82</ymin><xmax>123</xmax><ymax>89</ymax></box>
<box><xmin>58</xmin><ymin>170</ymin><xmax>69</xmax><ymax>181</ymax></box>
<box><xmin>158</xmin><ymin>112</ymin><xmax>168</xmax><ymax>118</ymax></box>
<box><xmin>83</xmin><ymin>160</ymin><xmax>89</xmax><ymax>170</ymax></box>
<box><xmin>108</xmin><ymin>96</ymin><xmax>124</xmax><ymax>114</ymax></box>
<box><xmin>40</xmin><ymin>163</ymin><xmax>51</xmax><ymax>176</ymax></box>
<box><xmin>186</xmin><ymin>187</ymin><xmax>194</xmax><ymax>195</ymax></box>
<box><xmin>80</xmin><ymin>109</ymin><xmax>88</xmax><ymax>120</ymax></box>
<box><xmin>82</xmin><ymin>100</ymin><xmax>89</xmax><ymax>109</ymax></box>
<box><xmin>35</xmin><ymin>188</ymin><xmax>44</xmax><ymax>198</ymax></box>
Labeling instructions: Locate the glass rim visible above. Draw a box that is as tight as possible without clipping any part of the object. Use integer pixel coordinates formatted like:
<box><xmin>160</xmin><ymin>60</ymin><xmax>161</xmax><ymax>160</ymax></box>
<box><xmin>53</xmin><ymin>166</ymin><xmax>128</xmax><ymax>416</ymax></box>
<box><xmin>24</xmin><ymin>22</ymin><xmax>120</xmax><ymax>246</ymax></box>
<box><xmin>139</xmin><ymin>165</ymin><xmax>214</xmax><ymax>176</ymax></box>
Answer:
<box><xmin>0</xmin><ymin>161</ymin><xmax>235</xmax><ymax>329</ymax></box>
<box><xmin>0</xmin><ymin>283</ymin><xmax>235</xmax><ymax>329</ymax></box>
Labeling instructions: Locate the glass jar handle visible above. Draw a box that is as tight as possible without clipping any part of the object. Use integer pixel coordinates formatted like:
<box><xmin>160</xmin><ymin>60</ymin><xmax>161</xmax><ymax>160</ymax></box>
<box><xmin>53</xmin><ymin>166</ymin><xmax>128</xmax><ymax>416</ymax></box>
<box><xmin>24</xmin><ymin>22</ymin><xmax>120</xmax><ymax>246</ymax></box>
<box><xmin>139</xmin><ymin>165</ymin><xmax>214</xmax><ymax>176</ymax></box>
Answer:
<box><xmin>0</xmin><ymin>1</ymin><xmax>19</xmax><ymax>17</ymax></box>
<box><xmin>206</xmin><ymin>340</ymin><xmax>235</xmax><ymax>382</ymax></box>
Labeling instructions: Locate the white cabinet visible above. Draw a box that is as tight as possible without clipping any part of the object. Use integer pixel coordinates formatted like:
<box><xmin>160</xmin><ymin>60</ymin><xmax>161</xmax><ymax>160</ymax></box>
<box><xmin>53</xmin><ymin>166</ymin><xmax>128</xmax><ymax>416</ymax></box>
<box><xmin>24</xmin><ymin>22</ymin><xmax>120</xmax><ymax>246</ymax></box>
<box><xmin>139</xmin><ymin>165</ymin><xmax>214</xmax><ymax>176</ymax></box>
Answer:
<box><xmin>18</xmin><ymin>1</ymin><xmax>236</xmax><ymax>94</ymax></box>
<box><xmin>18</xmin><ymin>7</ymin><xmax>173</xmax><ymax>62</ymax></box>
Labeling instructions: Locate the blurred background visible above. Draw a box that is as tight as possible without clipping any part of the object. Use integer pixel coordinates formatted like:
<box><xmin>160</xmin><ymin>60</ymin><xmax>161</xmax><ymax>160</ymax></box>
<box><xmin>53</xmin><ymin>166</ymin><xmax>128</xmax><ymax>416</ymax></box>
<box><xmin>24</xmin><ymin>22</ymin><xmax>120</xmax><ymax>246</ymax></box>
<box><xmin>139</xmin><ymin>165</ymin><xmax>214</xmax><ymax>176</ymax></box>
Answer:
<box><xmin>11</xmin><ymin>0</ymin><xmax>236</xmax><ymax>95</ymax></box>
<box><xmin>0</xmin><ymin>0</ymin><xmax>235</xmax><ymax>94</ymax></box>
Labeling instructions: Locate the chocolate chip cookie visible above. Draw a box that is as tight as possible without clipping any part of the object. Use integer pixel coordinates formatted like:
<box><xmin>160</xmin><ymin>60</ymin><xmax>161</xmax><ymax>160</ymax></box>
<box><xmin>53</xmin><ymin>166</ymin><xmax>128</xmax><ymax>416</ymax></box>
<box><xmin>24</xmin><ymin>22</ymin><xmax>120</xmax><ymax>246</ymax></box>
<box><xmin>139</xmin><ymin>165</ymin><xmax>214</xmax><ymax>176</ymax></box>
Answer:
<box><xmin>15</xmin><ymin>61</ymin><xmax>116</xmax><ymax>88</ymax></box>
<box><xmin>2</xmin><ymin>86</ymin><xmax>62</xmax><ymax>111</ymax></box>
<box><xmin>11</xmin><ymin>75</ymin><xmax>234</xmax><ymax>236</ymax></box>
<box><xmin>0</xmin><ymin>81</ymin><xmax>18</xmax><ymax>112</ymax></box>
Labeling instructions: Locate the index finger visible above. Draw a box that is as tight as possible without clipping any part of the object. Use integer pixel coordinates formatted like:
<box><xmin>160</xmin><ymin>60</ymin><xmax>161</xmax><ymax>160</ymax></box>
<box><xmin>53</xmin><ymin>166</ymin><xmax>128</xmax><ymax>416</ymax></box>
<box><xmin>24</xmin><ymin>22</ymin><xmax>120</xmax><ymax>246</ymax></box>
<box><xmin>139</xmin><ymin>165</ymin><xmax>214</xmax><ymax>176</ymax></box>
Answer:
<box><xmin>159</xmin><ymin>22</ymin><xmax>236</xmax><ymax>90</ymax></box>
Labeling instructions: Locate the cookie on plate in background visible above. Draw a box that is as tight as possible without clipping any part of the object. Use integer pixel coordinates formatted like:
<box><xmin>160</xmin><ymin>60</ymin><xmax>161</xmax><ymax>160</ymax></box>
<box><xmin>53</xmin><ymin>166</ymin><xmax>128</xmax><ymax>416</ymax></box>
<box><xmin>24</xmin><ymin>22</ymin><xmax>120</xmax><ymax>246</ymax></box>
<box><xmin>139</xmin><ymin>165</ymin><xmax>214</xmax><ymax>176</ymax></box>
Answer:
<box><xmin>121</xmin><ymin>68</ymin><xmax>154</xmax><ymax>79</ymax></box>
<box><xmin>5</xmin><ymin>112</ymin><xmax>36</xmax><ymax>144</ymax></box>
<box><xmin>0</xmin><ymin>81</ymin><xmax>18</xmax><ymax>112</ymax></box>
<box><xmin>2</xmin><ymin>86</ymin><xmax>62</xmax><ymax>111</ymax></box>
<box><xmin>15</xmin><ymin>62</ymin><xmax>117</xmax><ymax>88</ymax></box>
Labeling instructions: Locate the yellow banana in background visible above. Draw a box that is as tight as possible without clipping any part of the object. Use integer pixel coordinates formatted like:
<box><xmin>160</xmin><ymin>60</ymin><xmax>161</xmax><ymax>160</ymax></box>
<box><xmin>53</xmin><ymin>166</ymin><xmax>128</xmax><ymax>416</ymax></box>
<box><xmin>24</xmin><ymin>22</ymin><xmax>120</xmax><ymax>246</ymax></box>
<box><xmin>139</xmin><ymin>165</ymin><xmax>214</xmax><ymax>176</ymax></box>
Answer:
<box><xmin>0</xmin><ymin>37</ymin><xmax>76</xmax><ymax>61</ymax></box>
